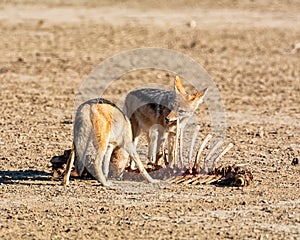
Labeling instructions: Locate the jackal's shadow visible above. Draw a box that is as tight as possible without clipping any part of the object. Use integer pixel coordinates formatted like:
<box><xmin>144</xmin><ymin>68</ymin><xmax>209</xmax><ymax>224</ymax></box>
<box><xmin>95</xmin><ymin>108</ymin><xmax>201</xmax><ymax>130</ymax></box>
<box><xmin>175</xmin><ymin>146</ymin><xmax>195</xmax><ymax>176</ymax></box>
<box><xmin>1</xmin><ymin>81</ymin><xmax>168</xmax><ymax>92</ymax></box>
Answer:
<box><xmin>0</xmin><ymin>170</ymin><xmax>51</xmax><ymax>184</ymax></box>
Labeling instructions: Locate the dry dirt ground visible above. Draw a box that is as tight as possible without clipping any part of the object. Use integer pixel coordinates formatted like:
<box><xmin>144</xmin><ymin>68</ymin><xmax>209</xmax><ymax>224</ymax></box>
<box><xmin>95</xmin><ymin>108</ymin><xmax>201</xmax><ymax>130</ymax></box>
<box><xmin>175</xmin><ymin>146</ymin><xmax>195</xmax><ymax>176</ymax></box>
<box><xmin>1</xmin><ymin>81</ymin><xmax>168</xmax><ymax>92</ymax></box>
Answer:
<box><xmin>0</xmin><ymin>1</ymin><xmax>300</xmax><ymax>239</ymax></box>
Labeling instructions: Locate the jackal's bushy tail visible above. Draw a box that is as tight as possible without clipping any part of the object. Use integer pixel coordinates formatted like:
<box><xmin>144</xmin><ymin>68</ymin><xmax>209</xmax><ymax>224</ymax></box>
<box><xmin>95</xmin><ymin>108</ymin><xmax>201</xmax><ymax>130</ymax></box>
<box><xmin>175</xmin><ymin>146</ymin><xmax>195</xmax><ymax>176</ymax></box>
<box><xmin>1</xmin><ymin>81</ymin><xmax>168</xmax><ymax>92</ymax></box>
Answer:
<box><xmin>73</xmin><ymin>103</ymin><xmax>95</xmax><ymax>175</ymax></box>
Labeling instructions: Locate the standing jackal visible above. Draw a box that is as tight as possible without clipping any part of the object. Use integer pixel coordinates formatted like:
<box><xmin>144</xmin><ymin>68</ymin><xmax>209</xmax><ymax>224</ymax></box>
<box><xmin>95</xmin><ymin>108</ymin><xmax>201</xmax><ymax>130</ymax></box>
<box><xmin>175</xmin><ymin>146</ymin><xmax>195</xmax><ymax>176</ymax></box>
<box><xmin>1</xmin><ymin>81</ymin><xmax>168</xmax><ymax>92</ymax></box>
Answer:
<box><xmin>63</xmin><ymin>98</ymin><xmax>158</xmax><ymax>187</ymax></box>
<box><xmin>124</xmin><ymin>76</ymin><xmax>207</xmax><ymax>168</ymax></box>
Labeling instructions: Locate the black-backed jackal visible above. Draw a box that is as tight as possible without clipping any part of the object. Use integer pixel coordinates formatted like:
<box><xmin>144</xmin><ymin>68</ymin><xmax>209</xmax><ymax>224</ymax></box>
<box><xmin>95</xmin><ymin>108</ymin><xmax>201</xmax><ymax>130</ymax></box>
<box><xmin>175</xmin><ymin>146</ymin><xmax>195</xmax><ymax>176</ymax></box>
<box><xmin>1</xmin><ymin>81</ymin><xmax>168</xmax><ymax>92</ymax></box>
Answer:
<box><xmin>63</xmin><ymin>98</ymin><xmax>158</xmax><ymax>187</ymax></box>
<box><xmin>124</xmin><ymin>76</ymin><xmax>207</xmax><ymax>168</ymax></box>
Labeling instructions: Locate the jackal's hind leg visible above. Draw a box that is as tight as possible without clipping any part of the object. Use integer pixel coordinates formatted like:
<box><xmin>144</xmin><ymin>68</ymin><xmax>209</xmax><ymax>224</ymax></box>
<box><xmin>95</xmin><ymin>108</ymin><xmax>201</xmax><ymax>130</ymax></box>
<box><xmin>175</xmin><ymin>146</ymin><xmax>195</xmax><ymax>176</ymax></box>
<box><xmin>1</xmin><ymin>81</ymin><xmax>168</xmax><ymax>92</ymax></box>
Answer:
<box><xmin>129</xmin><ymin>136</ymin><xmax>139</xmax><ymax>170</ymax></box>
<box><xmin>129</xmin><ymin>116</ymin><xmax>141</xmax><ymax>170</ymax></box>
<box><xmin>103</xmin><ymin>144</ymin><xmax>114</xmax><ymax>179</ymax></box>
<box><xmin>157</xmin><ymin>132</ymin><xmax>168</xmax><ymax>167</ymax></box>
<box><xmin>148</xmin><ymin>128</ymin><xmax>158</xmax><ymax>164</ymax></box>
<box><xmin>148</xmin><ymin>125</ymin><xmax>165</xmax><ymax>166</ymax></box>
<box><xmin>94</xmin><ymin>147</ymin><xmax>111</xmax><ymax>187</ymax></box>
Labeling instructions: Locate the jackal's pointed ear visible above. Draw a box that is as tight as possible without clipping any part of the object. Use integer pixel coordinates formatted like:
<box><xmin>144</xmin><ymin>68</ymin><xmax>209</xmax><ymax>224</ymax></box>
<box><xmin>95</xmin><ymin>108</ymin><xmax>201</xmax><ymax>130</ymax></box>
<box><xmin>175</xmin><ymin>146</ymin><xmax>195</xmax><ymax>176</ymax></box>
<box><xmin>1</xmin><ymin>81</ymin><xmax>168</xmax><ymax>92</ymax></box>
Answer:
<box><xmin>193</xmin><ymin>87</ymin><xmax>208</xmax><ymax>106</ymax></box>
<box><xmin>174</xmin><ymin>76</ymin><xmax>186</xmax><ymax>95</ymax></box>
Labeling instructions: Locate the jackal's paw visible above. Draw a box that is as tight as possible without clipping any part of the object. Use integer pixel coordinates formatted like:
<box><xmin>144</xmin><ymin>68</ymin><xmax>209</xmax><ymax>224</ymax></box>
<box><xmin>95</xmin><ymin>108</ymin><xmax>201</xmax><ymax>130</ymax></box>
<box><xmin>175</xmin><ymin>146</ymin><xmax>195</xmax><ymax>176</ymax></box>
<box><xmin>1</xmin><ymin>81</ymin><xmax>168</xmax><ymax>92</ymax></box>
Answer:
<box><xmin>103</xmin><ymin>180</ymin><xmax>113</xmax><ymax>187</ymax></box>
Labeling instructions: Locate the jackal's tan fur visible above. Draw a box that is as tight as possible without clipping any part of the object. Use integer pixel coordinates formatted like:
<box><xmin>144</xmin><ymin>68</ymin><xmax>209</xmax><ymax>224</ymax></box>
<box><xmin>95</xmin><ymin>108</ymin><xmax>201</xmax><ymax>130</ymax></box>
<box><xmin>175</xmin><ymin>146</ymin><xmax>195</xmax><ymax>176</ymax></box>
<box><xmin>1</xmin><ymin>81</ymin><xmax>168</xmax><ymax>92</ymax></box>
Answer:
<box><xmin>63</xmin><ymin>98</ymin><xmax>158</xmax><ymax>187</ymax></box>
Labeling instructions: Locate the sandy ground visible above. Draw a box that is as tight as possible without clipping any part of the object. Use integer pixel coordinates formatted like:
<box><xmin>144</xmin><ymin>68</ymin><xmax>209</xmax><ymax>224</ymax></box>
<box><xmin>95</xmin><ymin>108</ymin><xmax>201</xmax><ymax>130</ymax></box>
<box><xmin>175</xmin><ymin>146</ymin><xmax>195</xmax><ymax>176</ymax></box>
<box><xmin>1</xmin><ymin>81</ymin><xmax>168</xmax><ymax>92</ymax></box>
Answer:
<box><xmin>0</xmin><ymin>0</ymin><xmax>300</xmax><ymax>239</ymax></box>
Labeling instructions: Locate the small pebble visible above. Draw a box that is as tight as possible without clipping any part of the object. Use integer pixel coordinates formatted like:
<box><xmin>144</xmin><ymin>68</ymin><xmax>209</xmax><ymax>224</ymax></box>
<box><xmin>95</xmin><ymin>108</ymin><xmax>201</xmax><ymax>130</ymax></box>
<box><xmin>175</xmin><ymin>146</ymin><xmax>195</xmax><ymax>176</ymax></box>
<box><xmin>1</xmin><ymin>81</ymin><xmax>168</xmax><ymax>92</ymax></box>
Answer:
<box><xmin>291</xmin><ymin>157</ymin><xmax>299</xmax><ymax>166</ymax></box>
<box><xmin>187</xmin><ymin>20</ymin><xmax>197</xmax><ymax>28</ymax></box>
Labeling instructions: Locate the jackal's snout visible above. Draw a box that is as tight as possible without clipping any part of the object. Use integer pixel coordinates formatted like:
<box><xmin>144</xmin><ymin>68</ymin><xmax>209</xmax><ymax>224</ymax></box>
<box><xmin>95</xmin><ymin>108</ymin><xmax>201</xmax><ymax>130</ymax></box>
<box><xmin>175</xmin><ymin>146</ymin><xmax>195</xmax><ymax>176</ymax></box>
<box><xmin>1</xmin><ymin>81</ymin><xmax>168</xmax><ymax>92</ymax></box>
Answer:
<box><xmin>165</xmin><ymin>111</ymin><xmax>177</xmax><ymax>124</ymax></box>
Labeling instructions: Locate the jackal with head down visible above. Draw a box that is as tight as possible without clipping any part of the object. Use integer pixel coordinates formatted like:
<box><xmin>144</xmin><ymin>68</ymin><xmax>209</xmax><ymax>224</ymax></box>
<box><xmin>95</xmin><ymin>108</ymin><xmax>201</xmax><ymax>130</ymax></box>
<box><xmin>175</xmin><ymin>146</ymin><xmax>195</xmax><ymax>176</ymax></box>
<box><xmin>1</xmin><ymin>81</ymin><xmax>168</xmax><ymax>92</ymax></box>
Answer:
<box><xmin>63</xmin><ymin>98</ymin><xmax>158</xmax><ymax>187</ymax></box>
<box><xmin>124</xmin><ymin>76</ymin><xmax>207</xmax><ymax>169</ymax></box>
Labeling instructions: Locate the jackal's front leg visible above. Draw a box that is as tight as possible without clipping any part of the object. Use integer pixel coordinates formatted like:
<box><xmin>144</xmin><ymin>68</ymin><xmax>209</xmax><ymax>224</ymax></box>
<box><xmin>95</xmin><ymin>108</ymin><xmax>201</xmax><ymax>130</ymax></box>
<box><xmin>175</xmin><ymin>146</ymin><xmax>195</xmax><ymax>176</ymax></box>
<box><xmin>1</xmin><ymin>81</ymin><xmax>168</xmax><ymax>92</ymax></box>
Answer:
<box><xmin>167</xmin><ymin>132</ymin><xmax>176</xmax><ymax>168</ymax></box>
<box><xmin>178</xmin><ymin>127</ymin><xmax>184</xmax><ymax>169</ymax></box>
<box><xmin>170</xmin><ymin>120</ymin><xmax>181</xmax><ymax>169</ymax></box>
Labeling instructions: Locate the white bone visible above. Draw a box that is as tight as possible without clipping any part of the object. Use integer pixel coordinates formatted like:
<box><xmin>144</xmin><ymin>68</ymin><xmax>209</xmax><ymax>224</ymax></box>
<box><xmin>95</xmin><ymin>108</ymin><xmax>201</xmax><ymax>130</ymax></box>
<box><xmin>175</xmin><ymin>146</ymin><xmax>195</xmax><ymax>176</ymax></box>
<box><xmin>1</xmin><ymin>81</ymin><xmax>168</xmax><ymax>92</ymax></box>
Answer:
<box><xmin>188</xmin><ymin>125</ymin><xmax>201</xmax><ymax>168</ymax></box>
<box><xmin>194</xmin><ymin>134</ymin><xmax>212</xmax><ymax>170</ymax></box>
<box><xmin>203</xmin><ymin>139</ymin><xmax>223</xmax><ymax>172</ymax></box>
<box><xmin>212</xmin><ymin>143</ymin><xmax>234</xmax><ymax>166</ymax></box>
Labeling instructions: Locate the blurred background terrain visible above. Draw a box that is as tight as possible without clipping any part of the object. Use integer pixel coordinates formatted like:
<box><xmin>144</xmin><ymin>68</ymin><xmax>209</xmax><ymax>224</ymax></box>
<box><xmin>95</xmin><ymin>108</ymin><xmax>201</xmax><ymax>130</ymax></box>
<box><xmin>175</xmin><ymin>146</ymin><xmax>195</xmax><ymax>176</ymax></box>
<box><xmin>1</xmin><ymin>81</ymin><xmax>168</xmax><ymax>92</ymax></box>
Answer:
<box><xmin>0</xmin><ymin>1</ymin><xmax>299</xmax><ymax>239</ymax></box>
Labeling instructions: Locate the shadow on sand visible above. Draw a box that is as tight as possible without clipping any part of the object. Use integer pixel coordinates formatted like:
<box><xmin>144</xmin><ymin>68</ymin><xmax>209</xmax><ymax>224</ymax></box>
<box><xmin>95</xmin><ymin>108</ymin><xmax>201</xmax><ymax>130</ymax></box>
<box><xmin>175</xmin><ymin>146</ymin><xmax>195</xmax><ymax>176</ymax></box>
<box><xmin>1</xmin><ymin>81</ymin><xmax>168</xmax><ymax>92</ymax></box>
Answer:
<box><xmin>0</xmin><ymin>170</ymin><xmax>52</xmax><ymax>184</ymax></box>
